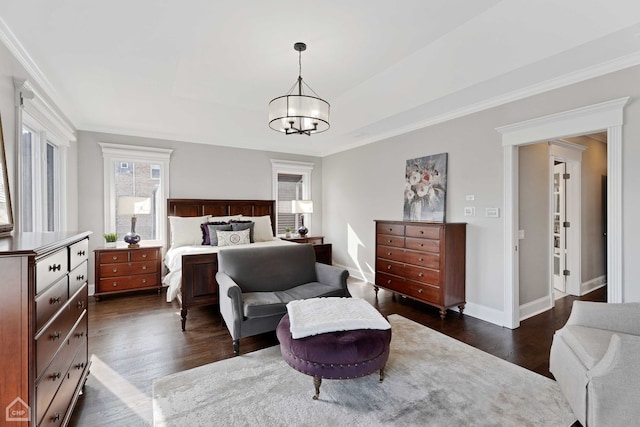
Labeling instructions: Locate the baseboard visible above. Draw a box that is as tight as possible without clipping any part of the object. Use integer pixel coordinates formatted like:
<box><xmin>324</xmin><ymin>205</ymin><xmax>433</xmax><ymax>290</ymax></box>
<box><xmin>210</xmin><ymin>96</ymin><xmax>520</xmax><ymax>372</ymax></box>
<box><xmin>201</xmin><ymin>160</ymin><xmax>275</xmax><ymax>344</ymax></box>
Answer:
<box><xmin>335</xmin><ymin>262</ymin><xmax>374</xmax><ymax>284</ymax></box>
<box><xmin>581</xmin><ymin>275</ymin><xmax>607</xmax><ymax>295</ymax></box>
<box><xmin>519</xmin><ymin>295</ymin><xmax>553</xmax><ymax>322</ymax></box>
<box><xmin>88</xmin><ymin>283</ymin><xmax>95</xmax><ymax>296</ymax></box>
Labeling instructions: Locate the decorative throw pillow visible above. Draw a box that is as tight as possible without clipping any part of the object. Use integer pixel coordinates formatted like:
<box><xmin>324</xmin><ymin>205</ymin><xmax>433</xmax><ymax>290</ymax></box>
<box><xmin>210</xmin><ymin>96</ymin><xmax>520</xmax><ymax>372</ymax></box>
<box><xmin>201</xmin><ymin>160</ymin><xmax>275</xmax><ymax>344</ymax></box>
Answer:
<box><xmin>216</xmin><ymin>228</ymin><xmax>251</xmax><ymax>247</ymax></box>
<box><xmin>169</xmin><ymin>215</ymin><xmax>211</xmax><ymax>248</ymax></box>
<box><xmin>230</xmin><ymin>220</ymin><xmax>255</xmax><ymax>243</ymax></box>
<box><xmin>239</xmin><ymin>216</ymin><xmax>274</xmax><ymax>242</ymax></box>
<box><xmin>205</xmin><ymin>223</ymin><xmax>233</xmax><ymax>246</ymax></box>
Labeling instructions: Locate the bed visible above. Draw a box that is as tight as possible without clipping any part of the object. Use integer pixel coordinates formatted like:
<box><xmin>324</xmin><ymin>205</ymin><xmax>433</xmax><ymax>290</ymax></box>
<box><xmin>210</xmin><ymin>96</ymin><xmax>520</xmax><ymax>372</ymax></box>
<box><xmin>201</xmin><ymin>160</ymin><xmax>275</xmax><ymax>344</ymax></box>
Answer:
<box><xmin>164</xmin><ymin>199</ymin><xmax>332</xmax><ymax>330</ymax></box>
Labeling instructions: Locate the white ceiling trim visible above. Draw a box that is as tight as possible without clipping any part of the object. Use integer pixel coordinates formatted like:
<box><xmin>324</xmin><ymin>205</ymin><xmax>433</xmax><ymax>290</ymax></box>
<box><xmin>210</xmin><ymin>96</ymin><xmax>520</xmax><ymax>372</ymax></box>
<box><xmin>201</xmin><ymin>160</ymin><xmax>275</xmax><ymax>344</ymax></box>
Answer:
<box><xmin>320</xmin><ymin>51</ymin><xmax>640</xmax><ymax>157</ymax></box>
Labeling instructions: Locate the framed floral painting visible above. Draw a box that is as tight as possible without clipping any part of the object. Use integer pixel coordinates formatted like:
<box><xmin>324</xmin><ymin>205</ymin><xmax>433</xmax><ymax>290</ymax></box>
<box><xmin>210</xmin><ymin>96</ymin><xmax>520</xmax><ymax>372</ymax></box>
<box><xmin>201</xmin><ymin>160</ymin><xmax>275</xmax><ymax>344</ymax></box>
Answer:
<box><xmin>404</xmin><ymin>153</ymin><xmax>447</xmax><ymax>222</ymax></box>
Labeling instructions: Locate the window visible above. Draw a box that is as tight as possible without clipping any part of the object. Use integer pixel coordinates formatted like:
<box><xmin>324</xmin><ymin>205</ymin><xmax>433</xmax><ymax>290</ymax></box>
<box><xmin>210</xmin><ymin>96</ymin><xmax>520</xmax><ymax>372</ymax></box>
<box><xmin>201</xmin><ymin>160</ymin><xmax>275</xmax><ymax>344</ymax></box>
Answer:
<box><xmin>271</xmin><ymin>160</ymin><xmax>313</xmax><ymax>235</ymax></box>
<box><xmin>15</xmin><ymin>79</ymin><xmax>75</xmax><ymax>232</ymax></box>
<box><xmin>100</xmin><ymin>143</ymin><xmax>172</xmax><ymax>244</ymax></box>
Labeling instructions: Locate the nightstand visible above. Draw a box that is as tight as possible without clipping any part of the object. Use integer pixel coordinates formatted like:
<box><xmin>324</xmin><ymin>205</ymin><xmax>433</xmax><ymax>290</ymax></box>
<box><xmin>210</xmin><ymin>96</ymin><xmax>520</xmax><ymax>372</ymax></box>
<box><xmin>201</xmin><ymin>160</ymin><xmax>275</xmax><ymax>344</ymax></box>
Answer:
<box><xmin>281</xmin><ymin>235</ymin><xmax>324</xmax><ymax>245</ymax></box>
<box><xmin>94</xmin><ymin>245</ymin><xmax>162</xmax><ymax>300</ymax></box>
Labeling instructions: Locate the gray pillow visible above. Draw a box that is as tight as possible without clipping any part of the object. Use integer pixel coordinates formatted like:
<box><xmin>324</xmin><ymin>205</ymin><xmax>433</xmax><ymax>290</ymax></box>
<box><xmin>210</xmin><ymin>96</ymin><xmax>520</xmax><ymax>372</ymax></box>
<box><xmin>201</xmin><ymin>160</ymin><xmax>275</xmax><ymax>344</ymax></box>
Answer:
<box><xmin>231</xmin><ymin>221</ymin><xmax>255</xmax><ymax>243</ymax></box>
<box><xmin>207</xmin><ymin>223</ymin><xmax>233</xmax><ymax>246</ymax></box>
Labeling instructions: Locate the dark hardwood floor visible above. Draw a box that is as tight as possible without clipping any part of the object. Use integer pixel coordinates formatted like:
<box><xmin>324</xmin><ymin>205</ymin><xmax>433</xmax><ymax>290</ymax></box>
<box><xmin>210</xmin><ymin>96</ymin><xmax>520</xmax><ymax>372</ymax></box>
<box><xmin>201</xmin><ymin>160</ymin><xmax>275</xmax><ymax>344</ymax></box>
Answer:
<box><xmin>69</xmin><ymin>281</ymin><xmax>606</xmax><ymax>426</ymax></box>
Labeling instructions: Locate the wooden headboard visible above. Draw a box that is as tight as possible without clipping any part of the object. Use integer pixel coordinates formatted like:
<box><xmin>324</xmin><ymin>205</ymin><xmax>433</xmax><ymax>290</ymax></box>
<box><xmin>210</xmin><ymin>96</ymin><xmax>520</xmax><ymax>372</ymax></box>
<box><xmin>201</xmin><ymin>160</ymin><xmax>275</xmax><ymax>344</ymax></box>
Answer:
<box><xmin>167</xmin><ymin>199</ymin><xmax>276</xmax><ymax>235</ymax></box>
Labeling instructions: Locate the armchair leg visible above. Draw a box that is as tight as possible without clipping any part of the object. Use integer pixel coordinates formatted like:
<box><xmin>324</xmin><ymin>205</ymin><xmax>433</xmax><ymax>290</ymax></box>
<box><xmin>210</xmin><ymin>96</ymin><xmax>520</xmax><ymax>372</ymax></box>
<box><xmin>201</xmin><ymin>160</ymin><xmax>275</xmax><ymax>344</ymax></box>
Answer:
<box><xmin>233</xmin><ymin>339</ymin><xmax>239</xmax><ymax>356</ymax></box>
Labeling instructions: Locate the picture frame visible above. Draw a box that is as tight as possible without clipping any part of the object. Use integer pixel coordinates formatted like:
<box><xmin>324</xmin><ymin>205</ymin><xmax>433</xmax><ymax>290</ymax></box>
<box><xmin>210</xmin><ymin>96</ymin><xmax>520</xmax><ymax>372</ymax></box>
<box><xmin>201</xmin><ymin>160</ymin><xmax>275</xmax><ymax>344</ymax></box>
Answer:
<box><xmin>403</xmin><ymin>153</ymin><xmax>448</xmax><ymax>222</ymax></box>
<box><xmin>0</xmin><ymin>113</ymin><xmax>14</xmax><ymax>234</ymax></box>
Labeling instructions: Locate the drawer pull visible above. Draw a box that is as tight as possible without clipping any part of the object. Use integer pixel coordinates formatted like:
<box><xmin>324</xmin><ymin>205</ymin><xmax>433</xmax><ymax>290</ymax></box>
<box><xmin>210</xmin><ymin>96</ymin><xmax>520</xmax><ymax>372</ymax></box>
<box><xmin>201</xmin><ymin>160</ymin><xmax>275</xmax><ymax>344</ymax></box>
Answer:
<box><xmin>419</xmin><ymin>257</ymin><xmax>424</xmax><ymax>262</ymax></box>
<box><xmin>75</xmin><ymin>362</ymin><xmax>86</xmax><ymax>370</ymax></box>
<box><xmin>112</xmin><ymin>256</ymin><xmax>118</xmax><ymax>260</ymax></box>
<box><xmin>112</xmin><ymin>268</ymin><xmax>118</xmax><ymax>273</ymax></box>
<box><xmin>141</xmin><ymin>279</ymin><xmax>147</xmax><ymax>284</ymax></box>
<box><xmin>113</xmin><ymin>282</ymin><xmax>118</xmax><ymax>287</ymax></box>
<box><xmin>49</xmin><ymin>296</ymin><xmax>62</xmax><ymax>304</ymax></box>
<box><xmin>387</xmin><ymin>280</ymin><xmax>391</xmax><ymax>284</ymax></box>
<box><xmin>50</xmin><ymin>331</ymin><xmax>62</xmax><ymax>340</ymax></box>
<box><xmin>52</xmin><ymin>413</ymin><xmax>61</xmax><ymax>422</ymax></box>
<box><xmin>50</xmin><ymin>372</ymin><xmax>61</xmax><ymax>380</ymax></box>
<box><xmin>387</xmin><ymin>252</ymin><xmax>392</xmax><ymax>256</ymax></box>
<box><xmin>75</xmin><ymin>331</ymin><xmax>85</xmax><ymax>338</ymax></box>
<box><xmin>419</xmin><ymin>243</ymin><xmax>424</xmax><ymax>247</ymax></box>
<box><xmin>77</xmin><ymin>300</ymin><xmax>85</xmax><ymax>309</ymax></box>
<box><xmin>420</xmin><ymin>230</ymin><xmax>424</xmax><ymax>234</ymax></box>
<box><xmin>142</xmin><ymin>265</ymin><xmax>147</xmax><ymax>270</ymax></box>
<box><xmin>418</xmin><ymin>272</ymin><xmax>424</xmax><ymax>277</ymax></box>
<box><xmin>48</xmin><ymin>263</ymin><xmax>62</xmax><ymax>272</ymax></box>
<box><xmin>387</xmin><ymin>265</ymin><xmax>392</xmax><ymax>270</ymax></box>
<box><xmin>388</xmin><ymin>239</ymin><xmax>392</xmax><ymax>243</ymax></box>
<box><xmin>418</xmin><ymin>288</ymin><xmax>423</xmax><ymax>294</ymax></box>
<box><xmin>77</xmin><ymin>250</ymin><xmax>86</xmax><ymax>256</ymax></box>
<box><xmin>142</xmin><ymin>253</ymin><xmax>147</xmax><ymax>258</ymax></box>
<box><xmin>77</xmin><ymin>274</ymin><xmax>85</xmax><ymax>281</ymax></box>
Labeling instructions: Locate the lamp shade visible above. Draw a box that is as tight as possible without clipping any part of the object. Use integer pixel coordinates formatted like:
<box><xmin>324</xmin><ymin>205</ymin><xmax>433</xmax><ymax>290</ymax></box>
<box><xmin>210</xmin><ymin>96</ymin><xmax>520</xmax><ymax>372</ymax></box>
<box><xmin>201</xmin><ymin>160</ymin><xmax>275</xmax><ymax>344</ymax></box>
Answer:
<box><xmin>269</xmin><ymin>95</ymin><xmax>330</xmax><ymax>135</ymax></box>
<box><xmin>292</xmin><ymin>200</ymin><xmax>313</xmax><ymax>214</ymax></box>
<box><xmin>117</xmin><ymin>196</ymin><xmax>151</xmax><ymax>215</ymax></box>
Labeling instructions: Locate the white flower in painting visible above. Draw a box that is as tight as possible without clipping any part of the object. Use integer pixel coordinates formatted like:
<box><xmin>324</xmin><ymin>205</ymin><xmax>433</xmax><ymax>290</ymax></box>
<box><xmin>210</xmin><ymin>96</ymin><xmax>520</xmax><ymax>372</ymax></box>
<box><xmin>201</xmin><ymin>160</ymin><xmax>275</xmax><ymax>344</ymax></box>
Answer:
<box><xmin>415</xmin><ymin>181</ymin><xmax>429</xmax><ymax>197</ymax></box>
<box><xmin>405</xmin><ymin>187</ymin><xmax>415</xmax><ymax>202</ymax></box>
<box><xmin>408</xmin><ymin>171</ymin><xmax>421</xmax><ymax>185</ymax></box>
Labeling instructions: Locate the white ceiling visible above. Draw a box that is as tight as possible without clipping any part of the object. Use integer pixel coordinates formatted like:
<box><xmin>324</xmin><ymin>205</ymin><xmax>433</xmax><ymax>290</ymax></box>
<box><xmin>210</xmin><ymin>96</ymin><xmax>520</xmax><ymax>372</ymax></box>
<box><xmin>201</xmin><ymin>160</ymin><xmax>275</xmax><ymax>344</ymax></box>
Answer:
<box><xmin>1</xmin><ymin>0</ymin><xmax>640</xmax><ymax>157</ymax></box>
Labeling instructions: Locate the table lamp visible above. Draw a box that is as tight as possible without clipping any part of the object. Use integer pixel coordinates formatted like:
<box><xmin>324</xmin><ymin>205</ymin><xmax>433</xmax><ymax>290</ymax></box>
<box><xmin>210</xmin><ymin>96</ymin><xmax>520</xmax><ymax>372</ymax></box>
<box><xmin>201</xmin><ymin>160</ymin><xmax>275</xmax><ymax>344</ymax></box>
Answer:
<box><xmin>117</xmin><ymin>196</ymin><xmax>151</xmax><ymax>248</ymax></box>
<box><xmin>292</xmin><ymin>200</ymin><xmax>313</xmax><ymax>237</ymax></box>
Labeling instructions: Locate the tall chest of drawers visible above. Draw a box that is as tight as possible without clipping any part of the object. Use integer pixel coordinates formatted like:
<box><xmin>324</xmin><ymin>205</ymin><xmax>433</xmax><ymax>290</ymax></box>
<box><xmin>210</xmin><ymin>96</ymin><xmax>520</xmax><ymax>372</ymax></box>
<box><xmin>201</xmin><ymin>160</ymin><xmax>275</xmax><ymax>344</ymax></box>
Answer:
<box><xmin>374</xmin><ymin>220</ymin><xmax>466</xmax><ymax>319</ymax></box>
<box><xmin>94</xmin><ymin>245</ymin><xmax>162</xmax><ymax>299</ymax></box>
<box><xmin>0</xmin><ymin>231</ymin><xmax>91</xmax><ymax>426</ymax></box>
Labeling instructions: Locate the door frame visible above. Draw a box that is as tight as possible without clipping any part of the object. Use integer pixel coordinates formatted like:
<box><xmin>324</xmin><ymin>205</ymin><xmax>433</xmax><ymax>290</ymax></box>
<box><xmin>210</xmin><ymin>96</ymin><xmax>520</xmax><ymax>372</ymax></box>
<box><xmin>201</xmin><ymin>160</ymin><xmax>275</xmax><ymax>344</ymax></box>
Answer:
<box><xmin>497</xmin><ymin>97</ymin><xmax>628</xmax><ymax>329</ymax></box>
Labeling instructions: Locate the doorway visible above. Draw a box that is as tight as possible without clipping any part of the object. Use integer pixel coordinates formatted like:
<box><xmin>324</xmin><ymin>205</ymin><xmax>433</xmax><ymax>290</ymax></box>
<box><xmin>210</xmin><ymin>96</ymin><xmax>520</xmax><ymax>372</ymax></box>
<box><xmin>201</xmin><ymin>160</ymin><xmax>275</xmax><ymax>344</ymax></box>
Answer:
<box><xmin>497</xmin><ymin>97</ymin><xmax>627</xmax><ymax>329</ymax></box>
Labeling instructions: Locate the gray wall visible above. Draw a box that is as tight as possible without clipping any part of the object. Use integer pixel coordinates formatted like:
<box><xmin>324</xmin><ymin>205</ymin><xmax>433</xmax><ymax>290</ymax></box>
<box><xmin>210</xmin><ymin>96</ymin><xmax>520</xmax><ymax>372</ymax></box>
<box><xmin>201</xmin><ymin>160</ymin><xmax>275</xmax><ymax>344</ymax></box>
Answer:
<box><xmin>323</xmin><ymin>64</ymin><xmax>640</xmax><ymax>324</ymax></box>
<box><xmin>518</xmin><ymin>143</ymin><xmax>549</xmax><ymax>305</ymax></box>
<box><xmin>77</xmin><ymin>130</ymin><xmax>323</xmax><ymax>284</ymax></box>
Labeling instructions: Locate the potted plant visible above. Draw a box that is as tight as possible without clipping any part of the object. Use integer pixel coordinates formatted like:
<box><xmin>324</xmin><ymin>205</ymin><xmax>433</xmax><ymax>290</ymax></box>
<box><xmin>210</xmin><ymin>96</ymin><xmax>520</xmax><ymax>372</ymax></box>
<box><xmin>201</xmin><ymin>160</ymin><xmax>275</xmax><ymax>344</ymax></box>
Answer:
<box><xmin>104</xmin><ymin>232</ymin><xmax>118</xmax><ymax>248</ymax></box>
<box><xmin>284</xmin><ymin>227</ymin><xmax>292</xmax><ymax>239</ymax></box>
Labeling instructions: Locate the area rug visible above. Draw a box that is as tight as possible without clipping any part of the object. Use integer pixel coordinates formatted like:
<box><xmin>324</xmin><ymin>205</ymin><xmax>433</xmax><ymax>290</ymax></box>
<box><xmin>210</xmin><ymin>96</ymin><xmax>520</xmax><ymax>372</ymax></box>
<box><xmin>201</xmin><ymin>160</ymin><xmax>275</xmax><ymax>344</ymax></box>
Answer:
<box><xmin>152</xmin><ymin>315</ymin><xmax>576</xmax><ymax>426</ymax></box>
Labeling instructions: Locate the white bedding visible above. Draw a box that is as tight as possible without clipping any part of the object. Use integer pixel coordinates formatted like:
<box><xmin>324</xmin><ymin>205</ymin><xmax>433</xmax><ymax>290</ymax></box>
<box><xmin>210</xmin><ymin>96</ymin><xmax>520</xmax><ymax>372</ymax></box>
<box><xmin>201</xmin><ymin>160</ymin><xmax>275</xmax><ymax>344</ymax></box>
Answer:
<box><xmin>163</xmin><ymin>238</ymin><xmax>294</xmax><ymax>302</ymax></box>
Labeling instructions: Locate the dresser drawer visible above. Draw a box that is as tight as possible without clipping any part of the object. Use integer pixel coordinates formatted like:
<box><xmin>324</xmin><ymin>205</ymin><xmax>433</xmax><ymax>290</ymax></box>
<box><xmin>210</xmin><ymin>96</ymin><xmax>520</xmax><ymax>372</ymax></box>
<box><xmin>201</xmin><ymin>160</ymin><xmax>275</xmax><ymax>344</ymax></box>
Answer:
<box><xmin>130</xmin><ymin>248</ymin><xmax>158</xmax><ymax>262</ymax></box>
<box><xmin>405</xmin><ymin>225</ymin><xmax>440</xmax><ymax>240</ymax></box>
<box><xmin>99</xmin><ymin>250</ymin><xmax>129</xmax><ymax>264</ymax></box>
<box><xmin>375</xmin><ymin>272</ymin><xmax>406</xmax><ymax>292</ymax></box>
<box><xmin>69</xmin><ymin>239</ymin><xmax>89</xmax><ymax>270</ymax></box>
<box><xmin>404</xmin><ymin>264</ymin><xmax>440</xmax><ymax>285</ymax></box>
<box><xmin>99</xmin><ymin>260</ymin><xmax>157</xmax><ymax>278</ymax></box>
<box><xmin>404</xmin><ymin>280</ymin><xmax>440</xmax><ymax>304</ymax></box>
<box><xmin>35</xmin><ymin>276</ymin><xmax>69</xmax><ymax>332</ymax></box>
<box><xmin>376</xmin><ymin>245</ymin><xmax>405</xmax><ymax>263</ymax></box>
<box><xmin>405</xmin><ymin>237</ymin><xmax>440</xmax><ymax>252</ymax></box>
<box><xmin>376</xmin><ymin>223</ymin><xmax>405</xmax><ymax>236</ymax></box>
<box><xmin>98</xmin><ymin>273</ymin><xmax>158</xmax><ymax>293</ymax></box>
<box><xmin>37</xmin><ymin>249</ymin><xmax>69</xmax><ymax>294</ymax></box>
<box><xmin>404</xmin><ymin>250</ymin><xmax>440</xmax><ymax>269</ymax></box>
<box><xmin>69</xmin><ymin>261</ymin><xmax>88</xmax><ymax>297</ymax></box>
<box><xmin>377</xmin><ymin>234</ymin><xmax>405</xmax><ymax>248</ymax></box>
<box><xmin>36</xmin><ymin>305</ymin><xmax>77</xmax><ymax>378</ymax></box>
<box><xmin>376</xmin><ymin>259</ymin><xmax>404</xmax><ymax>276</ymax></box>
<box><xmin>35</xmin><ymin>317</ymin><xmax>85</xmax><ymax>425</ymax></box>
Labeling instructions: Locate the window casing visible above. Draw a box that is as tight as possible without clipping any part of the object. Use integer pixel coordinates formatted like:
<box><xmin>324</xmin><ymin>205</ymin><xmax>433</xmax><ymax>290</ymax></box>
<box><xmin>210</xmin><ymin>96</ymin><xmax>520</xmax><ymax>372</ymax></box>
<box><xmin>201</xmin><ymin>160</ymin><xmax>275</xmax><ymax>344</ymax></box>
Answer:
<box><xmin>271</xmin><ymin>160</ymin><xmax>313</xmax><ymax>235</ymax></box>
<box><xmin>100</xmin><ymin>143</ymin><xmax>172</xmax><ymax>245</ymax></box>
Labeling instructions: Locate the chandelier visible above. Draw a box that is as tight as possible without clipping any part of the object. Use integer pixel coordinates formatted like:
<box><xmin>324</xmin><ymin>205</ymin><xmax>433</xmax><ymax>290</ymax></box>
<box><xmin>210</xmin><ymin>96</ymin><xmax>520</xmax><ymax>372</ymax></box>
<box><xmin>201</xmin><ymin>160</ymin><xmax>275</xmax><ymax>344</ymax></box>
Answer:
<box><xmin>268</xmin><ymin>42</ymin><xmax>330</xmax><ymax>135</ymax></box>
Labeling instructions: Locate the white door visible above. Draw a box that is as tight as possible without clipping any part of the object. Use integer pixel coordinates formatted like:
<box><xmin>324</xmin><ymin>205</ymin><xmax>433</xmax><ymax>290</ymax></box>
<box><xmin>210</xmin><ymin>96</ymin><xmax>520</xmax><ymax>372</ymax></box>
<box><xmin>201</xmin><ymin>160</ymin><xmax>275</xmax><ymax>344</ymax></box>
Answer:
<box><xmin>552</xmin><ymin>162</ymin><xmax>566</xmax><ymax>292</ymax></box>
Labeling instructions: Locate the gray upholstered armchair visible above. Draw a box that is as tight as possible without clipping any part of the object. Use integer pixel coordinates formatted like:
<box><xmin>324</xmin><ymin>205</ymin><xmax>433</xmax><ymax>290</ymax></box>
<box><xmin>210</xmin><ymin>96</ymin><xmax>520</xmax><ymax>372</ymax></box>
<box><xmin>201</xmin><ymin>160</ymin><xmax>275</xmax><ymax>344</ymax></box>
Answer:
<box><xmin>549</xmin><ymin>301</ymin><xmax>640</xmax><ymax>426</ymax></box>
<box><xmin>216</xmin><ymin>244</ymin><xmax>350</xmax><ymax>355</ymax></box>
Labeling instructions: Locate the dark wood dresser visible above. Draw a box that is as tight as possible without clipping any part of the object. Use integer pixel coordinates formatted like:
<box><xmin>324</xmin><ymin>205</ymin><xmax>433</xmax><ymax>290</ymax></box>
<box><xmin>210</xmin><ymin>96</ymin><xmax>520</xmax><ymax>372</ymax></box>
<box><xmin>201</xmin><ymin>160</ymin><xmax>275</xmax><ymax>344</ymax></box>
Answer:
<box><xmin>374</xmin><ymin>220</ymin><xmax>466</xmax><ymax>318</ymax></box>
<box><xmin>93</xmin><ymin>245</ymin><xmax>162</xmax><ymax>300</ymax></box>
<box><xmin>0</xmin><ymin>231</ymin><xmax>91</xmax><ymax>426</ymax></box>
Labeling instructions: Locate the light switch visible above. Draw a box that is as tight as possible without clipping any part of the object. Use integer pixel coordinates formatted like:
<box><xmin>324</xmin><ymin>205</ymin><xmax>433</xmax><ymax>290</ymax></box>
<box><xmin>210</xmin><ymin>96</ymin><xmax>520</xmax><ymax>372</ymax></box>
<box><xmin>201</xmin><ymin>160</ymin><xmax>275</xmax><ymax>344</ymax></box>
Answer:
<box><xmin>465</xmin><ymin>195</ymin><xmax>475</xmax><ymax>201</ymax></box>
<box><xmin>486</xmin><ymin>208</ymin><xmax>500</xmax><ymax>218</ymax></box>
<box><xmin>464</xmin><ymin>207</ymin><xmax>475</xmax><ymax>216</ymax></box>
<box><xmin>518</xmin><ymin>230</ymin><xmax>525</xmax><ymax>239</ymax></box>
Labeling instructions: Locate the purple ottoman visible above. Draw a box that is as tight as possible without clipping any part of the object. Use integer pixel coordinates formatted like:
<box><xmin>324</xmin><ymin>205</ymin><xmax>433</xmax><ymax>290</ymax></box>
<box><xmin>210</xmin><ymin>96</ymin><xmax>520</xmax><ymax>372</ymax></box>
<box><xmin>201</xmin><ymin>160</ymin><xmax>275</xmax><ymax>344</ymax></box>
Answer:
<box><xmin>276</xmin><ymin>313</ymin><xmax>392</xmax><ymax>399</ymax></box>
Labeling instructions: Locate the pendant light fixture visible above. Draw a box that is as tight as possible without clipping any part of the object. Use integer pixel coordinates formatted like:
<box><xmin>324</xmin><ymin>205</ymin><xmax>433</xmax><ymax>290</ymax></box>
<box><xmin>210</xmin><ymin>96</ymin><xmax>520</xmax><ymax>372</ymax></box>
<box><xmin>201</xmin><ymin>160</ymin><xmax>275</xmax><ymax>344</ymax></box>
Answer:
<box><xmin>268</xmin><ymin>42</ymin><xmax>330</xmax><ymax>135</ymax></box>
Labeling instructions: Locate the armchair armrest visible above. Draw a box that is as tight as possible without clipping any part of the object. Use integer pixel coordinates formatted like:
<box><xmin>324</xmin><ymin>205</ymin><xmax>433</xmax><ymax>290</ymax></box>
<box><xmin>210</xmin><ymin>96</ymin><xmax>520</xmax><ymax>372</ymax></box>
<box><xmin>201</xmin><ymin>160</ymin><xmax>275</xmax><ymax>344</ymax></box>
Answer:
<box><xmin>587</xmin><ymin>333</ymin><xmax>640</xmax><ymax>425</ymax></box>
<box><xmin>566</xmin><ymin>301</ymin><xmax>640</xmax><ymax>335</ymax></box>
<box><xmin>216</xmin><ymin>272</ymin><xmax>244</xmax><ymax>339</ymax></box>
<box><xmin>315</xmin><ymin>262</ymin><xmax>349</xmax><ymax>292</ymax></box>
